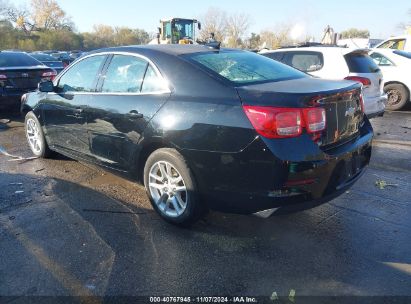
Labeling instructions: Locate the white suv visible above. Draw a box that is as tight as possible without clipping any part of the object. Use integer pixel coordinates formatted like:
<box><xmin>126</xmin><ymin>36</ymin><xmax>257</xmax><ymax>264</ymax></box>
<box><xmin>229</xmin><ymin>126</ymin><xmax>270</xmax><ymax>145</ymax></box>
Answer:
<box><xmin>260</xmin><ymin>46</ymin><xmax>387</xmax><ymax>118</ymax></box>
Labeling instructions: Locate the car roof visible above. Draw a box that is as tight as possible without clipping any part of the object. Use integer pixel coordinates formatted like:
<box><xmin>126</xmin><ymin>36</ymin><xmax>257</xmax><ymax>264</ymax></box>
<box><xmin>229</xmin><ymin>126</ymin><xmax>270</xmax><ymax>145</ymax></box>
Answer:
<box><xmin>261</xmin><ymin>46</ymin><xmax>370</xmax><ymax>56</ymax></box>
<box><xmin>91</xmin><ymin>44</ymin><xmax>228</xmax><ymax>56</ymax></box>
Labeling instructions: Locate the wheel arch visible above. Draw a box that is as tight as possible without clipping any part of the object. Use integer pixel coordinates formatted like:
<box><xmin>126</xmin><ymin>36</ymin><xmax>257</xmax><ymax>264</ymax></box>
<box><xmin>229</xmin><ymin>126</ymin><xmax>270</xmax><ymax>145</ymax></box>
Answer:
<box><xmin>136</xmin><ymin>139</ymin><xmax>174</xmax><ymax>183</ymax></box>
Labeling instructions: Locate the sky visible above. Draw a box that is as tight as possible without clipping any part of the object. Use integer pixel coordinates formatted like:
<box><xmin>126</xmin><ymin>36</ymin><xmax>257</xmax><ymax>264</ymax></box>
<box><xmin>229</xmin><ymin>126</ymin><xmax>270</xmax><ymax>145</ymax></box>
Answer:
<box><xmin>11</xmin><ymin>0</ymin><xmax>411</xmax><ymax>39</ymax></box>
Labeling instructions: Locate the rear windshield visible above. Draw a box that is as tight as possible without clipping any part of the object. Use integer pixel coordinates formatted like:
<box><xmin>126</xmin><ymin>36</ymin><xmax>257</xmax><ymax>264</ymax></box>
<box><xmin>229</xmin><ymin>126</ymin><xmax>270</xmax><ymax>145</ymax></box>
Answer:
<box><xmin>344</xmin><ymin>53</ymin><xmax>380</xmax><ymax>73</ymax></box>
<box><xmin>0</xmin><ymin>52</ymin><xmax>42</xmax><ymax>67</ymax></box>
<box><xmin>185</xmin><ymin>51</ymin><xmax>307</xmax><ymax>85</ymax></box>
<box><xmin>393</xmin><ymin>50</ymin><xmax>411</xmax><ymax>59</ymax></box>
<box><xmin>30</xmin><ymin>53</ymin><xmax>56</xmax><ymax>61</ymax></box>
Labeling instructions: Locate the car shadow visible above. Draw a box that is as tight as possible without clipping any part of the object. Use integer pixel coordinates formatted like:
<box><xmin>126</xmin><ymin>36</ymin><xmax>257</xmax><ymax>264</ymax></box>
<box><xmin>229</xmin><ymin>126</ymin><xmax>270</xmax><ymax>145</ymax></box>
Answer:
<box><xmin>2</xmin><ymin>172</ymin><xmax>411</xmax><ymax>298</ymax></box>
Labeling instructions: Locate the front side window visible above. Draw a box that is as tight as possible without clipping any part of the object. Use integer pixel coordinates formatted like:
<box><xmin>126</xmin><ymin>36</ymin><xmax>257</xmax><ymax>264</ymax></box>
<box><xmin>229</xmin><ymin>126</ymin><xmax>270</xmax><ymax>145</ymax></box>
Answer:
<box><xmin>57</xmin><ymin>55</ymin><xmax>105</xmax><ymax>93</ymax></box>
<box><xmin>186</xmin><ymin>51</ymin><xmax>307</xmax><ymax>85</ymax></box>
<box><xmin>102</xmin><ymin>55</ymin><xmax>148</xmax><ymax>93</ymax></box>
<box><xmin>370</xmin><ymin>53</ymin><xmax>394</xmax><ymax>66</ymax></box>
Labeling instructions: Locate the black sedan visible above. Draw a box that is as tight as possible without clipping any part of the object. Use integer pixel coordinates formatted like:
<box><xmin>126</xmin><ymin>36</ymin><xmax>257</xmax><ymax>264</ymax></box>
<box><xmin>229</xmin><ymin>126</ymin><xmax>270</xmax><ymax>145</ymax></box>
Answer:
<box><xmin>21</xmin><ymin>45</ymin><xmax>373</xmax><ymax>226</ymax></box>
<box><xmin>0</xmin><ymin>51</ymin><xmax>57</xmax><ymax>111</ymax></box>
<box><xmin>30</xmin><ymin>53</ymin><xmax>65</xmax><ymax>74</ymax></box>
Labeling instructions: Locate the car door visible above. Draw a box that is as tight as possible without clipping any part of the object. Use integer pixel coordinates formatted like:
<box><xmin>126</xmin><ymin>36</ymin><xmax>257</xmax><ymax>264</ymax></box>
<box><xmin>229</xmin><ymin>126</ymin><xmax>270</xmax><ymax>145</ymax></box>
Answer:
<box><xmin>42</xmin><ymin>54</ymin><xmax>107</xmax><ymax>157</ymax></box>
<box><xmin>85</xmin><ymin>53</ymin><xmax>171</xmax><ymax>172</ymax></box>
<box><xmin>370</xmin><ymin>52</ymin><xmax>396</xmax><ymax>83</ymax></box>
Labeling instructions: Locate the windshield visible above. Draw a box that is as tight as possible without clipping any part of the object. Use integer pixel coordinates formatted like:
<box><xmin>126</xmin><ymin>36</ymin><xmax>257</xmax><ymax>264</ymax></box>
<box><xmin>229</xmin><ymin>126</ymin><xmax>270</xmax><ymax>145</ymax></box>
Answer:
<box><xmin>185</xmin><ymin>51</ymin><xmax>307</xmax><ymax>85</ymax></box>
<box><xmin>0</xmin><ymin>52</ymin><xmax>43</xmax><ymax>67</ymax></box>
<box><xmin>173</xmin><ymin>19</ymin><xmax>194</xmax><ymax>41</ymax></box>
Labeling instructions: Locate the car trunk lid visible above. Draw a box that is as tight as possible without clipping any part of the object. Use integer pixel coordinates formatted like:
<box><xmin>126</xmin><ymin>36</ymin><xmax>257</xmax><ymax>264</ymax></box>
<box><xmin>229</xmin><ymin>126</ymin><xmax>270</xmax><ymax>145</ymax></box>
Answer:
<box><xmin>0</xmin><ymin>67</ymin><xmax>50</xmax><ymax>91</ymax></box>
<box><xmin>236</xmin><ymin>77</ymin><xmax>364</xmax><ymax>147</ymax></box>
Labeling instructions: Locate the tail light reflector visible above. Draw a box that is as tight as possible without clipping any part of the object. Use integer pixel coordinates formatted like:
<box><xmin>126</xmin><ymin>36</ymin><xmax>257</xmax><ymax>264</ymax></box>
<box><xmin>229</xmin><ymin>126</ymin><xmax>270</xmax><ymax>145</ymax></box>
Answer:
<box><xmin>41</xmin><ymin>70</ymin><xmax>57</xmax><ymax>80</ymax></box>
<box><xmin>243</xmin><ymin>106</ymin><xmax>302</xmax><ymax>138</ymax></box>
<box><xmin>359</xmin><ymin>93</ymin><xmax>365</xmax><ymax>113</ymax></box>
<box><xmin>243</xmin><ymin>106</ymin><xmax>326</xmax><ymax>139</ymax></box>
<box><xmin>344</xmin><ymin>76</ymin><xmax>371</xmax><ymax>87</ymax></box>
<box><xmin>302</xmin><ymin>108</ymin><xmax>326</xmax><ymax>133</ymax></box>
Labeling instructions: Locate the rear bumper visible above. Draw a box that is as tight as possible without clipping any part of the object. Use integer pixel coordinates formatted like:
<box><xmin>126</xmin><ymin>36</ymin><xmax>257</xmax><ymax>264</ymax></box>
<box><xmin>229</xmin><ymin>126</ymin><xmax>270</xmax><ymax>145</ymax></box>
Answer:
<box><xmin>364</xmin><ymin>94</ymin><xmax>387</xmax><ymax>118</ymax></box>
<box><xmin>183</xmin><ymin>119</ymin><xmax>373</xmax><ymax>214</ymax></box>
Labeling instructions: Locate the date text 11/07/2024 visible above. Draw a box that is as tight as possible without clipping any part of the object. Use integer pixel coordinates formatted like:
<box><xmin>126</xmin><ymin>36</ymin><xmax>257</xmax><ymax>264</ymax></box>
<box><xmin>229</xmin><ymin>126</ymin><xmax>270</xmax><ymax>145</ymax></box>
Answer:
<box><xmin>149</xmin><ymin>297</ymin><xmax>258</xmax><ymax>303</ymax></box>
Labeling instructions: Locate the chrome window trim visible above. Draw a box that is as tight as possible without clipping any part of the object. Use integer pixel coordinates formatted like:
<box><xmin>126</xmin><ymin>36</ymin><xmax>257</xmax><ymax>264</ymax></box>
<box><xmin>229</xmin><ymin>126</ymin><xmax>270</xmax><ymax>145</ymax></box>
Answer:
<box><xmin>53</xmin><ymin>51</ymin><xmax>171</xmax><ymax>96</ymax></box>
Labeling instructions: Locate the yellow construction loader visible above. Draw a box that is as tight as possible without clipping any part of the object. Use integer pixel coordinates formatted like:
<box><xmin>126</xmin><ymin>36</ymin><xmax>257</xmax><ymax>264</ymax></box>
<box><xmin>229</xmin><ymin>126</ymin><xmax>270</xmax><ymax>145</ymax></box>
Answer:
<box><xmin>151</xmin><ymin>18</ymin><xmax>201</xmax><ymax>45</ymax></box>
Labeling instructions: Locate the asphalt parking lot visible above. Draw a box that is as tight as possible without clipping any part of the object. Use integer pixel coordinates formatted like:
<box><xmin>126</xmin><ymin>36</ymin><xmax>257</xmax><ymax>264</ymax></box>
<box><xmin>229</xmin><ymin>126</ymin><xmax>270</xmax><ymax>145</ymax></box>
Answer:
<box><xmin>1</xmin><ymin>111</ymin><xmax>411</xmax><ymax>302</ymax></box>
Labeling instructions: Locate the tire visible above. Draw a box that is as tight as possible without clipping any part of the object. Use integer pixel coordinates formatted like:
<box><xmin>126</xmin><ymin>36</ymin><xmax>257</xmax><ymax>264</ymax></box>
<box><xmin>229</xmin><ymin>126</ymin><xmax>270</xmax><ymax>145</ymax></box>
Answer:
<box><xmin>143</xmin><ymin>148</ymin><xmax>207</xmax><ymax>226</ymax></box>
<box><xmin>24</xmin><ymin>111</ymin><xmax>52</xmax><ymax>158</ymax></box>
<box><xmin>384</xmin><ymin>83</ymin><xmax>409</xmax><ymax>111</ymax></box>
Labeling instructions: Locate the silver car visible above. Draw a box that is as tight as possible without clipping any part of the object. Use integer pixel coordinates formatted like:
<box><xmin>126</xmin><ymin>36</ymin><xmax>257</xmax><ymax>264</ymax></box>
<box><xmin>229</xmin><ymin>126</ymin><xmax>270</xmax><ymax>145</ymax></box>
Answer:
<box><xmin>261</xmin><ymin>46</ymin><xmax>387</xmax><ymax>118</ymax></box>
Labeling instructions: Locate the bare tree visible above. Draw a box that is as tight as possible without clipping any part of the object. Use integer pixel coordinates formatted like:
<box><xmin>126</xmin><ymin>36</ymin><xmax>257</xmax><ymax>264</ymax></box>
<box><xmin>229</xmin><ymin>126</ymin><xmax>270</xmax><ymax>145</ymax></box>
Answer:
<box><xmin>6</xmin><ymin>5</ymin><xmax>35</xmax><ymax>34</ymax></box>
<box><xmin>198</xmin><ymin>7</ymin><xmax>227</xmax><ymax>43</ymax></box>
<box><xmin>225</xmin><ymin>13</ymin><xmax>251</xmax><ymax>48</ymax></box>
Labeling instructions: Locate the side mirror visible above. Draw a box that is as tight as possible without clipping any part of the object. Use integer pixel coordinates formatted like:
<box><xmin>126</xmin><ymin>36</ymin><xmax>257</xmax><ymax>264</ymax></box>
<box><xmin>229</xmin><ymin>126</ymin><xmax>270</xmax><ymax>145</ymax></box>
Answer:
<box><xmin>198</xmin><ymin>22</ymin><xmax>202</xmax><ymax>30</ymax></box>
<box><xmin>38</xmin><ymin>80</ymin><xmax>54</xmax><ymax>93</ymax></box>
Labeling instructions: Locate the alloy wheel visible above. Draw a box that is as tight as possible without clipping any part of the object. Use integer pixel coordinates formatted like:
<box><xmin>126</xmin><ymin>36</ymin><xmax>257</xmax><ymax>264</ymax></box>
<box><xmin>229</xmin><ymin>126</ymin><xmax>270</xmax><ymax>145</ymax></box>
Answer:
<box><xmin>148</xmin><ymin>161</ymin><xmax>188</xmax><ymax>218</ymax></box>
<box><xmin>26</xmin><ymin>118</ymin><xmax>42</xmax><ymax>154</ymax></box>
<box><xmin>387</xmin><ymin>89</ymin><xmax>402</xmax><ymax>107</ymax></box>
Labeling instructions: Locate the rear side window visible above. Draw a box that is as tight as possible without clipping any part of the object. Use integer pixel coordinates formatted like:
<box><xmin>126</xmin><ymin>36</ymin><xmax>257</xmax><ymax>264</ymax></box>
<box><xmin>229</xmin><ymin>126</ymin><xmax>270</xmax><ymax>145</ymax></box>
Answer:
<box><xmin>393</xmin><ymin>50</ymin><xmax>411</xmax><ymax>59</ymax></box>
<box><xmin>370</xmin><ymin>53</ymin><xmax>394</xmax><ymax>66</ymax></box>
<box><xmin>0</xmin><ymin>52</ymin><xmax>42</xmax><ymax>67</ymax></box>
<box><xmin>284</xmin><ymin>51</ymin><xmax>323</xmax><ymax>72</ymax></box>
<box><xmin>186</xmin><ymin>51</ymin><xmax>307</xmax><ymax>85</ymax></box>
<box><xmin>263</xmin><ymin>52</ymin><xmax>285</xmax><ymax>62</ymax></box>
<box><xmin>102</xmin><ymin>55</ymin><xmax>148</xmax><ymax>93</ymax></box>
<box><xmin>344</xmin><ymin>53</ymin><xmax>380</xmax><ymax>73</ymax></box>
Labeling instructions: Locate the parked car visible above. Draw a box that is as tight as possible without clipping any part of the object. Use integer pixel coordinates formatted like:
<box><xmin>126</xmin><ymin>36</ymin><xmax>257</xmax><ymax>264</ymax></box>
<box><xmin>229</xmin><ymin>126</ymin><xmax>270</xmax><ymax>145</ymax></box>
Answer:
<box><xmin>21</xmin><ymin>45</ymin><xmax>373</xmax><ymax>226</ymax></box>
<box><xmin>369</xmin><ymin>49</ymin><xmax>411</xmax><ymax>110</ymax></box>
<box><xmin>30</xmin><ymin>53</ymin><xmax>65</xmax><ymax>74</ymax></box>
<box><xmin>50</xmin><ymin>52</ymin><xmax>74</xmax><ymax>67</ymax></box>
<box><xmin>0</xmin><ymin>51</ymin><xmax>57</xmax><ymax>111</ymax></box>
<box><xmin>375</xmin><ymin>35</ymin><xmax>411</xmax><ymax>52</ymax></box>
<box><xmin>260</xmin><ymin>46</ymin><xmax>387</xmax><ymax>118</ymax></box>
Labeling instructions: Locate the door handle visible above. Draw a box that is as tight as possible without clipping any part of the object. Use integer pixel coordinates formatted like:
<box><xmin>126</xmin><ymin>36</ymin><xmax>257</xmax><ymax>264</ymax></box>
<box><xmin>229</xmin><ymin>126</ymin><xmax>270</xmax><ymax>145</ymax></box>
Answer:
<box><xmin>128</xmin><ymin>110</ymin><xmax>143</xmax><ymax>119</ymax></box>
<box><xmin>75</xmin><ymin>107</ymin><xmax>83</xmax><ymax>114</ymax></box>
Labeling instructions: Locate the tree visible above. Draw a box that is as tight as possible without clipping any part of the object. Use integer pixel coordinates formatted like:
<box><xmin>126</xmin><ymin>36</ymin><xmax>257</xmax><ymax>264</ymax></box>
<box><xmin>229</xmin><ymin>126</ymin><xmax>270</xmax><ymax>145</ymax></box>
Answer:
<box><xmin>246</xmin><ymin>32</ymin><xmax>261</xmax><ymax>49</ymax></box>
<box><xmin>198</xmin><ymin>7</ymin><xmax>227</xmax><ymax>43</ymax></box>
<box><xmin>225</xmin><ymin>13</ymin><xmax>251</xmax><ymax>48</ymax></box>
<box><xmin>5</xmin><ymin>5</ymin><xmax>35</xmax><ymax>34</ymax></box>
<box><xmin>30</xmin><ymin>0</ymin><xmax>73</xmax><ymax>30</ymax></box>
<box><xmin>260</xmin><ymin>24</ymin><xmax>293</xmax><ymax>49</ymax></box>
<box><xmin>340</xmin><ymin>28</ymin><xmax>370</xmax><ymax>39</ymax></box>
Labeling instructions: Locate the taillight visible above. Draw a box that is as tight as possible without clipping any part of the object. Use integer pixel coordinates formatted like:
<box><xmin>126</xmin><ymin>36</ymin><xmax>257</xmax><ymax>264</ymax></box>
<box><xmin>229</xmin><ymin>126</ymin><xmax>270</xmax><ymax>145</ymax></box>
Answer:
<box><xmin>243</xmin><ymin>106</ymin><xmax>302</xmax><ymax>138</ymax></box>
<box><xmin>344</xmin><ymin>76</ymin><xmax>371</xmax><ymax>87</ymax></box>
<box><xmin>302</xmin><ymin>108</ymin><xmax>326</xmax><ymax>133</ymax></box>
<box><xmin>243</xmin><ymin>106</ymin><xmax>326</xmax><ymax>139</ymax></box>
<box><xmin>359</xmin><ymin>93</ymin><xmax>365</xmax><ymax>113</ymax></box>
<box><xmin>41</xmin><ymin>71</ymin><xmax>57</xmax><ymax>80</ymax></box>
<box><xmin>0</xmin><ymin>74</ymin><xmax>7</xmax><ymax>80</ymax></box>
